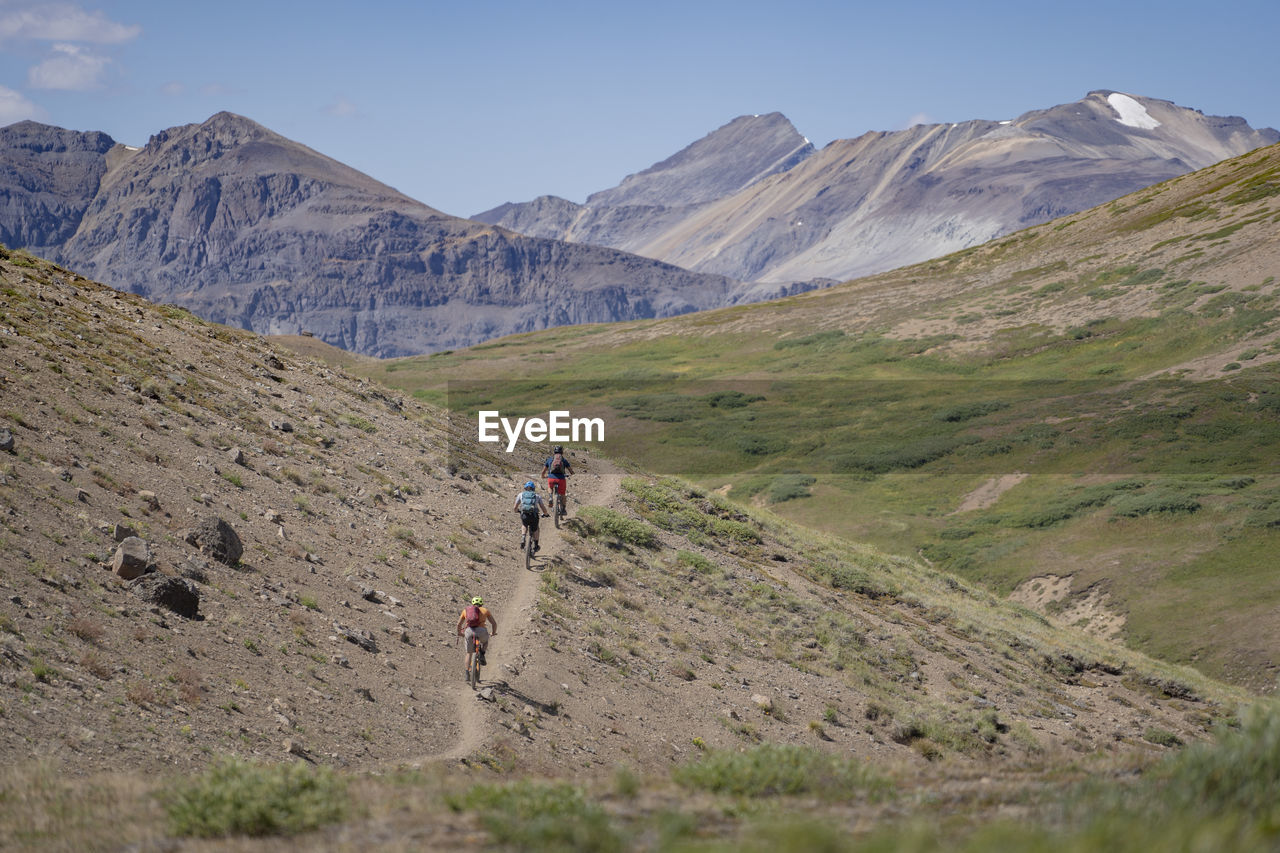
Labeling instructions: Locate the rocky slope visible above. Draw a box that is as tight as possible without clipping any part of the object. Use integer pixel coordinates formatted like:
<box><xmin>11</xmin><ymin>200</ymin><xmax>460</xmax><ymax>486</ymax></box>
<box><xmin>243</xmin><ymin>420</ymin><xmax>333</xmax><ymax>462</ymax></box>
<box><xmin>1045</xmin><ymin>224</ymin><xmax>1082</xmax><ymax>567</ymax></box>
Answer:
<box><xmin>0</xmin><ymin>114</ymin><xmax>804</xmax><ymax>358</ymax></box>
<box><xmin>0</xmin><ymin>248</ymin><xmax>1246</xmax><ymax>782</ymax></box>
<box><xmin>476</xmin><ymin>91</ymin><xmax>1279</xmax><ymax>284</ymax></box>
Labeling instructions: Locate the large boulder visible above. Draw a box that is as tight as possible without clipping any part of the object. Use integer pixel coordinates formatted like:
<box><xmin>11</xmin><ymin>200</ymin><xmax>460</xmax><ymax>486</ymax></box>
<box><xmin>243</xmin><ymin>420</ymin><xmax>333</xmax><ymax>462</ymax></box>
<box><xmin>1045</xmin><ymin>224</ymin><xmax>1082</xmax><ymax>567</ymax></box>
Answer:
<box><xmin>184</xmin><ymin>517</ymin><xmax>243</xmax><ymax>565</ymax></box>
<box><xmin>130</xmin><ymin>574</ymin><xmax>200</xmax><ymax>619</ymax></box>
<box><xmin>112</xmin><ymin>536</ymin><xmax>150</xmax><ymax>580</ymax></box>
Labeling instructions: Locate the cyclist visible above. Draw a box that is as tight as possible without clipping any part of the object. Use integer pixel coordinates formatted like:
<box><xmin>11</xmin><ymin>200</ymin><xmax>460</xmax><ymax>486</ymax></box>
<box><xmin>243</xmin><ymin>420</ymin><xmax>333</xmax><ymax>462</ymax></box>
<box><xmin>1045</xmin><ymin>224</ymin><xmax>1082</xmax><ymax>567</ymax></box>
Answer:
<box><xmin>456</xmin><ymin>596</ymin><xmax>497</xmax><ymax>673</ymax></box>
<box><xmin>513</xmin><ymin>480</ymin><xmax>549</xmax><ymax>552</ymax></box>
<box><xmin>542</xmin><ymin>445</ymin><xmax>574</xmax><ymax>512</ymax></box>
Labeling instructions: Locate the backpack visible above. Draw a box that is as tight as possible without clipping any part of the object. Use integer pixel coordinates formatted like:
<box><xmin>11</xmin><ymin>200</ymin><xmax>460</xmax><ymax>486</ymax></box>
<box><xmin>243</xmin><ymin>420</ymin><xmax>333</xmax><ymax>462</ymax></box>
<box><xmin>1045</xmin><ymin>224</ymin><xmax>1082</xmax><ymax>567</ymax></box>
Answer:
<box><xmin>549</xmin><ymin>452</ymin><xmax>565</xmax><ymax>476</ymax></box>
<box><xmin>465</xmin><ymin>604</ymin><xmax>484</xmax><ymax>627</ymax></box>
<box><xmin>519</xmin><ymin>490</ymin><xmax>538</xmax><ymax>512</ymax></box>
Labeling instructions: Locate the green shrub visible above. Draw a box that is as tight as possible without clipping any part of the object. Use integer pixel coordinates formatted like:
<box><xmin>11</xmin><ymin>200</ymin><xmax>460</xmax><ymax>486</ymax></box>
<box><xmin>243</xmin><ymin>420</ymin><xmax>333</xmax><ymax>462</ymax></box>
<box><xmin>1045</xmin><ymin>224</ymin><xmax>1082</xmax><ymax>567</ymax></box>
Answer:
<box><xmin>1148</xmin><ymin>703</ymin><xmax>1279</xmax><ymax>818</ymax></box>
<box><xmin>448</xmin><ymin>780</ymin><xmax>621</xmax><ymax>853</ymax></box>
<box><xmin>623</xmin><ymin>478</ymin><xmax>762</xmax><ymax>544</ymax></box>
<box><xmin>162</xmin><ymin>757</ymin><xmax>348</xmax><ymax>838</ymax></box>
<box><xmin>1110</xmin><ymin>489</ymin><xmax>1201</xmax><ymax>518</ymax></box>
<box><xmin>813</xmin><ymin>562</ymin><xmax>895</xmax><ymax>599</ymax></box>
<box><xmin>341</xmin><ymin>414</ymin><xmax>377</xmax><ymax>433</ymax></box>
<box><xmin>673</xmin><ymin>743</ymin><xmax>887</xmax><ymax>799</ymax></box>
<box><xmin>1009</xmin><ymin>480</ymin><xmax>1145</xmax><ymax>528</ymax></box>
<box><xmin>832</xmin><ymin>434</ymin><xmax>977</xmax><ymax>475</ymax></box>
<box><xmin>676</xmin><ymin>550</ymin><xmax>714</xmax><ymax>573</ymax></box>
<box><xmin>577</xmin><ymin>506</ymin><xmax>659</xmax><ymax>549</ymax></box>
<box><xmin>1144</xmin><ymin>727</ymin><xmax>1184</xmax><ymax>748</ymax></box>
<box><xmin>767</xmin><ymin>474</ymin><xmax>816</xmax><ymax>503</ymax></box>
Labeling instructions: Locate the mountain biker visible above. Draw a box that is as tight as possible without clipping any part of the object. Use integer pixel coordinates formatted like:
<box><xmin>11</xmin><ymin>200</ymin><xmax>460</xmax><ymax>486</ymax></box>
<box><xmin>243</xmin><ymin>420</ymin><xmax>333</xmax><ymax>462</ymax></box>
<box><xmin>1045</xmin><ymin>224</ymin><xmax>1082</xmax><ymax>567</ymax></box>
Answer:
<box><xmin>513</xmin><ymin>480</ymin><xmax>549</xmax><ymax>552</ymax></box>
<box><xmin>542</xmin><ymin>445</ymin><xmax>573</xmax><ymax>510</ymax></box>
<box><xmin>456</xmin><ymin>596</ymin><xmax>497</xmax><ymax>673</ymax></box>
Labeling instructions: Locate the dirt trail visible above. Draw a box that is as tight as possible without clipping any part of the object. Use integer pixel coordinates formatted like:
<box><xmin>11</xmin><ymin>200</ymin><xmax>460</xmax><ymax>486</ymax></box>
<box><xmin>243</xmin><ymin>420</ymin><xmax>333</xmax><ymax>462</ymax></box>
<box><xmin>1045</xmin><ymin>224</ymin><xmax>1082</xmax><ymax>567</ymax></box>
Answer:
<box><xmin>954</xmin><ymin>472</ymin><xmax>1027</xmax><ymax>513</ymax></box>
<box><xmin>410</xmin><ymin>458</ymin><xmax>622</xmax><ymax>766</ymax></box>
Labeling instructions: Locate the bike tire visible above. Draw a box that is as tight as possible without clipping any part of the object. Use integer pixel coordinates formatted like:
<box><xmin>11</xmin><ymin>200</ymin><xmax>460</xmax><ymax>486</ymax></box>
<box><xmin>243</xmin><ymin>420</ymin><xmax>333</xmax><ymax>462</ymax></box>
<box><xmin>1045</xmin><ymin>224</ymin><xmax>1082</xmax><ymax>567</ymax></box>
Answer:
<box><xmin>554</xmin><ymin>493</ymin><xmax>561</xmax><ymax>528</ymax></box>
<box><xmin>525</xmin><ymin>531</ymin><xmax>533</xmax><ymax>569</ymax></box>
<box><xmin>469</xmin><ymin>639</ymin><xmax>480</xmax><ymax>689</ymax></box>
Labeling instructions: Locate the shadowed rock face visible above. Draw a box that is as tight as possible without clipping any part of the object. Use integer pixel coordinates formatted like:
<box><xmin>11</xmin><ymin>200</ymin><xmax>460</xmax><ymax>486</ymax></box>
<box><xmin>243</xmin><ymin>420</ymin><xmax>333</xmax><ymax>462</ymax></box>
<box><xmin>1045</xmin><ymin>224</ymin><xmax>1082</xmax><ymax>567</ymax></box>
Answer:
<box><xmin>1</xmin><ymin>112</ymin><xmax>801</xmax><ymax>357</ymax></box>
<box><xmin>476</xmin><ymin>92</ymin><xmax>1280</xmax><ymax>285</ymax></box>
<box><xmin>0</xmin><ymin>121</ymin><xmax>116</xmax><ymax>256</ymax></box>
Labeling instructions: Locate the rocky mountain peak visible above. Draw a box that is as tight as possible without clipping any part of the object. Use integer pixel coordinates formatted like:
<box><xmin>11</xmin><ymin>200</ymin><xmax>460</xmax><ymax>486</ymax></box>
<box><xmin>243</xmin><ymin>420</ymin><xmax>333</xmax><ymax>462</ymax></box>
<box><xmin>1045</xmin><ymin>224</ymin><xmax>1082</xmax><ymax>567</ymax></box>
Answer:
<box><xmin>584</xmin><ymin>111</ymin><xmax>814</xmax><ymax>209</ymax></box>
<box><xmin>141</xmin><ymin>111</ymin><xmax>282</xmax><ymax>165</ymax></box>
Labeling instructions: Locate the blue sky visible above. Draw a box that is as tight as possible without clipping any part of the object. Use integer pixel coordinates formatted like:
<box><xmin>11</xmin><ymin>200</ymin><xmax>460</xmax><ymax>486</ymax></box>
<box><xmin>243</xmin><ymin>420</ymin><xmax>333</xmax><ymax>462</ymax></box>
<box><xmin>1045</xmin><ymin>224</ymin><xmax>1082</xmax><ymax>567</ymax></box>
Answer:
<box><xmin>1</xmin><ymin>0</ymin><xmax>1277</xmax><ymax>218</ymax></box>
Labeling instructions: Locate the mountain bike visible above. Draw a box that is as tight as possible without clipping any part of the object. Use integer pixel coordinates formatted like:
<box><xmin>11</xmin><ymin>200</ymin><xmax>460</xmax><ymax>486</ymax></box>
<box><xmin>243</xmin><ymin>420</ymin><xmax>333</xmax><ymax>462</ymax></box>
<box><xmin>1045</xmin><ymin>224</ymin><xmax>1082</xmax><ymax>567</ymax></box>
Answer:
<box><xmin>467</xmin><ymin>632</ymin><xmax>482</xmax><ymax>689</ymax></box>
<box><xmin>523</xmin><ymin>523</ymin><xmax>535</xmax><ymax>570</ymax></box>
<box><xmin>549</xmin><ymin>483</ymin><xmax>566</xmax><ymax>528</ymax></box>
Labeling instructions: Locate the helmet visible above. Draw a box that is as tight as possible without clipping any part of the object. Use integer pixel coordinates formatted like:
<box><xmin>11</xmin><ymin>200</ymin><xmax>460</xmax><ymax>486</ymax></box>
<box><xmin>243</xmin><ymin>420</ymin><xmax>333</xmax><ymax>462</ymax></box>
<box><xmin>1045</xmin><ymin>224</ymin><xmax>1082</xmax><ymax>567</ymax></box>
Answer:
<box><xmin>524</xmin><ymin>481</ymin><xmax>535</xmax><ymax>490</ymax></box>
<box><xmin>553</xmin><ymin>445</ymin><xmax>563</xmax><ymax>453</ymax></box>
<box><xmin>471</xmin><ymin>596</ymin><xmax>483</xmax><ymax>606</ymax></box>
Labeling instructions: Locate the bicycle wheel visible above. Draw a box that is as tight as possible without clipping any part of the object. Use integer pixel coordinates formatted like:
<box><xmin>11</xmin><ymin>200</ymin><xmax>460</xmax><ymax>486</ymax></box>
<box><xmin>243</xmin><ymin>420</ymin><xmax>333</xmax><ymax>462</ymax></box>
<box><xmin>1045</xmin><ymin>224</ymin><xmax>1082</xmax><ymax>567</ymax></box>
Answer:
<box><xmin>469</xmin><ymin>639</ymin><xmax>480</xmax><ymax>689</ymax></box>
<box><xmin>524</xmin><ymin>528</ymin><xmax>534</xmax><ymax>569</ymax></box>
<box><xmin>554</xmin><ymin>492</ymin><xmax>561</xmax><ymax>528</ymax></box>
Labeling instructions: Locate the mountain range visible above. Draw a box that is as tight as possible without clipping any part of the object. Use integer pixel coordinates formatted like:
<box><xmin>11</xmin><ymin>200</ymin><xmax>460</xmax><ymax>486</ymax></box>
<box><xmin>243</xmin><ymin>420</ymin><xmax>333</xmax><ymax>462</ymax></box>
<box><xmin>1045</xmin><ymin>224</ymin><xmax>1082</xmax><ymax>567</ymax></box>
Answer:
<box><xmin>0</xmin><ymin>92</ymin><xmax>1274</xmax><ymax>358</ymax></box>
<box><xmin>476</xmin><ymin>92</ymin><xmax>1279</xmax><ymax>284</ymax></box>
<box><xmin>0</xmin><ymin>114</ymin><xmax>804</xmax><ymax>357</ymax></box>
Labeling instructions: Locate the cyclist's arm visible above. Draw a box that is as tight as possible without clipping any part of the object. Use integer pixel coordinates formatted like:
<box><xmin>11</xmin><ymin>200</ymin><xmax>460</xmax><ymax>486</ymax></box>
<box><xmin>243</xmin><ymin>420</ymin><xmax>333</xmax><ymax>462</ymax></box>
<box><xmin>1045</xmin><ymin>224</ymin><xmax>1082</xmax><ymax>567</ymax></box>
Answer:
<box><xmin>455</xmin><ymin>613</ymin><xmax>465</xmax><ymax>636</ymax></box>
<box><xmin>487</xmin><ymin>613</ymin><xmax>498</xmax><ymax>635</ymax></box>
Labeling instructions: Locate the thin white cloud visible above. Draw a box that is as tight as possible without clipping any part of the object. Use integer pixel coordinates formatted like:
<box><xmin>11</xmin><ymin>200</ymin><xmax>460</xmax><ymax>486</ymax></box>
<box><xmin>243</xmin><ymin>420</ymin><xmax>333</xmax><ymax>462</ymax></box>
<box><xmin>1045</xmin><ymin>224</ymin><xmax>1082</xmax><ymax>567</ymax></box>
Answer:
<box><xmin>160</xmin><ymin>81</ymin><xmax>185</xmax><ymax>97</ymax></box>
<box><xmin>200</xmin><ymin>82</ymin><xmax>238</xmax><ymax>97</ymax></box>
<box><xmin>900</xmin><ymin>112</ymin><xmax>933</xmax><ymax>129</ymax></box>
<box><xmin>27</xmin><ymin>42</ymin><xmax>110</xmax><ymax>90</ymax></box>
<box><xmin>324</xmin><ymin>97</ymin><xmax>359</xmax><ymax>118</ymax></box>
<box><xmin>0</xmin><ymin>84</ymin><xmax>47</xmax><ymax>124</ymax></box>
<box><xmin>0</xmin><ymin>1</ymin><xmax>139</xmax><ymax>44</ymax></box>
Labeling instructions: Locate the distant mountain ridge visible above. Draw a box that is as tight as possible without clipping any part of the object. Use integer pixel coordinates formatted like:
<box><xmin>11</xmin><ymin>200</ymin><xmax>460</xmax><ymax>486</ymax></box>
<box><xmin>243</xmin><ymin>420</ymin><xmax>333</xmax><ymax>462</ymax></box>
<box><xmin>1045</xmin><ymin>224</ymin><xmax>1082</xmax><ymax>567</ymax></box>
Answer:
<box><xmin>3</xmin><ymin>94</ymin><xmax>1274</xmax><ymax>356</ymax></box>
<box><xmin>0</xmin><ymin>114</ymin><xmax>805</xmax><ymax>357</ymax></box>
<box><xmin>475</xmin><ymin>91</ymin><xmax>1279</xmax><ymax>284</ymax></box>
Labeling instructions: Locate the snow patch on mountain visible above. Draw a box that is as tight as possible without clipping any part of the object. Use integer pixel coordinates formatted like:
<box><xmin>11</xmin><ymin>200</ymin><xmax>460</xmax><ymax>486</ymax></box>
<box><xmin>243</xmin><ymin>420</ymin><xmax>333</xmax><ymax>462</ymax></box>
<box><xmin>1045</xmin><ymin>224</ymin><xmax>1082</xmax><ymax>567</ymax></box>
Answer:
<box><xmin>1108</xmin><ymin>93</ymin><xmax>1160</xmax><ymax>130</ymax></box>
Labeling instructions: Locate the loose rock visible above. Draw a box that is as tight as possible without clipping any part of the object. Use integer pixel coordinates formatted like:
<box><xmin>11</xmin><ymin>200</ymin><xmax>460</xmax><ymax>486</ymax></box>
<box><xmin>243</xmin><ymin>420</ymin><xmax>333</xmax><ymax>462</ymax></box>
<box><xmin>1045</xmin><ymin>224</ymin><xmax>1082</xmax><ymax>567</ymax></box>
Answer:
<box><xmin>184</xmin><ymin>516</ymin><xmax>243</xmax><ymax>565</ymax></box>
<box><xmin>112</xmin><ymin>536</ymin><xmax>150</xmax><ymax>580</ymax></box>
<box><xmin>130</xmin><ymin>574</ymin><xmax>200</xmax><ymax>619</ymax></box>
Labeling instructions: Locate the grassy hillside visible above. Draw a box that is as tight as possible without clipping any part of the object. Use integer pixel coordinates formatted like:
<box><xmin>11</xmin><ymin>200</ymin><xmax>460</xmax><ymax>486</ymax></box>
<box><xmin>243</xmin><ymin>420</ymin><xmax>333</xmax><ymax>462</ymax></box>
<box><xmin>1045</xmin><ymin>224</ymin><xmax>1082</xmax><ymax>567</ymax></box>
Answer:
<box><xmin>7</xmin><ymin>243</ymin><xmax>1280</xmax><ymax>849</ymax></box>
<box><xmin>357</xmin><ymin>142</ymin><xmax>1280</xmax><ymax>693</ymax></box>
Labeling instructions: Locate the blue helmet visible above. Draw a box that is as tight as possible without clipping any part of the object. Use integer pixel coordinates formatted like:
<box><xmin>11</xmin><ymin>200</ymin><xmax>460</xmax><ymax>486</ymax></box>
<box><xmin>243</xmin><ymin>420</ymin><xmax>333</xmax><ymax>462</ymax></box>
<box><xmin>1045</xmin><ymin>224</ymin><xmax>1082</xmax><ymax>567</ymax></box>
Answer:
<box><xmin>524</xmin><ymin>481</ymin><xmax>535</xmax><ymax>490</ymax></box>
